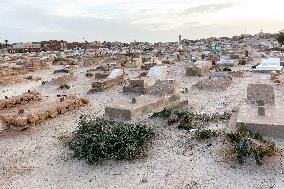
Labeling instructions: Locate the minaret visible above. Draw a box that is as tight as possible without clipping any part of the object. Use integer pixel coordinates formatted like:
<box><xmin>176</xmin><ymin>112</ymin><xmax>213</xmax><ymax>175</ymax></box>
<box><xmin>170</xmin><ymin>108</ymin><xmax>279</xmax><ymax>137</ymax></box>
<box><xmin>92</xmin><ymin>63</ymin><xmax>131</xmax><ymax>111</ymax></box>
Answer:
<box><xmin>179</xmin><ymin>35</ymin><xmax>182</xmax><ymax>44</ymax></box>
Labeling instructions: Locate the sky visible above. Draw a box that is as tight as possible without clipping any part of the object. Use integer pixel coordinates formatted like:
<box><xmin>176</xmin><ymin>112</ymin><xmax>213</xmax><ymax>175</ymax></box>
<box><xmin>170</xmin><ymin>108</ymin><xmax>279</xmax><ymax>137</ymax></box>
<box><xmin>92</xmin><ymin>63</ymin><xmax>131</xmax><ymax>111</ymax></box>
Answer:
<box><xmin>0</xmin><ymin>0</ymin><xmax>284</xmax><ymax>43</ymax></box>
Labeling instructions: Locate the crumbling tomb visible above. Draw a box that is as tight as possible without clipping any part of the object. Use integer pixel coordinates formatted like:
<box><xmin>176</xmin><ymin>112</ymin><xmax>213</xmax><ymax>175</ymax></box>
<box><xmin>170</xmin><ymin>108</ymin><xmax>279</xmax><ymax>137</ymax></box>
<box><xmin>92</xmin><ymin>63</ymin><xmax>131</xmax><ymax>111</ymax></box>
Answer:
<box><xmin>237</xmin><ymin>84</ymin><xmax>284</xmax><ymax>137</ymax></box>
<box><xmin>89</xmin><ymin>68</ymin><xmax>125</xmax><ymax>92</ymax></box>
<box><xmin>123</xmin><ymin>66</ymin><xmax>168</xmax><ymax>94</ymax></box>
<box><xmin>105</xmin><ymin>66</ymin><xmax>187</xmax><ymax>119</ymax></box>
<box><xmin>0</xmin><ymin>91</ymin><xmax>88</xmax><ymax>130</ymax></box>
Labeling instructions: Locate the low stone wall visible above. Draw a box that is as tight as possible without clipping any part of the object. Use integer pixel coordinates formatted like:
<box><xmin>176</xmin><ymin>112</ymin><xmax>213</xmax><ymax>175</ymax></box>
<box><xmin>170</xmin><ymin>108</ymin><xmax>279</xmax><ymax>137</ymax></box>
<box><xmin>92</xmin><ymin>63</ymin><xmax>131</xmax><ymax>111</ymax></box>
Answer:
<box><xmin>0</xmin><ymin>91</ymin><xmax>42</xmax><ymax>110</ymax></box>
<box><xmin>1</xmin><ymin>96</ymin><xmax>89</xmax><ymax>129</ymax></box>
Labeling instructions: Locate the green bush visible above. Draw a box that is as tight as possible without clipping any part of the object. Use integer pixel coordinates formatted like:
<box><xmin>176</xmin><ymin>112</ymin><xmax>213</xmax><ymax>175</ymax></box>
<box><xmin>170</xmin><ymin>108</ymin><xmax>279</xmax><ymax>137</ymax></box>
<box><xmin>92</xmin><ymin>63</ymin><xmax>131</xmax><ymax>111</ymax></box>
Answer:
<box><xmin>67</xmin><ymin>116</ymin><xmax>154</xmax><ymax>164</ymax></box>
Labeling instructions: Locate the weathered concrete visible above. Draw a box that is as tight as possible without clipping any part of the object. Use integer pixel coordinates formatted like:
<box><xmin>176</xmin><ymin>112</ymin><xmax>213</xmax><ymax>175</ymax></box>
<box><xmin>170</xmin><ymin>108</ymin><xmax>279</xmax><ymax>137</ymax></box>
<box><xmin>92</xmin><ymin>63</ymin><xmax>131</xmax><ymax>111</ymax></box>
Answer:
<box><xmin>90</xmin><ymin>69</ymin><xmax>125</xmax><ymax>92</ymax></box>
<box><xmin>247</xmin><ymin>84</ymin><xmax>275</xmax><ymax>105</ymax></box>
<box><xmin>105</xmin><ymin>94</ymin><xmax>187</xmax><ymax>120</ymax></box>
<box><xmin>123</xmin><ymin>78</ymin><xmax>156</xmax><ymax>94</ymax></box>
<box><xmin>186</xmin><ymin>61</ymin><xmax>211</xmax><ymax>76</ymax></box>
<box><xmin>237</xmin><ymin>103</ymin><xmax>284</xmax><ymax>138</ymax></box>
<box><xmin>107</xmin><ymin>79</ymin><xmax>185</xmax><ymax>119</ymax></box>
<box><xmin>147</xmin><ymin>66</ymin><xmax>168</xmax><ymax>80</ymax></box>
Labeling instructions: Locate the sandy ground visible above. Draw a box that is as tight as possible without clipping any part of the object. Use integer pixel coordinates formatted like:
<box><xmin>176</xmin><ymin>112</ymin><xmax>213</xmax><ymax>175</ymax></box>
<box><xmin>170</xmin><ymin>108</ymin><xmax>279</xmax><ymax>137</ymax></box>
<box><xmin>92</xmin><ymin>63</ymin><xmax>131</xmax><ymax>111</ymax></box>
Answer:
<box><xmin>0</xmin><ymin>62</ymin><xmax>284</xmax><ymax>189</ymax></box>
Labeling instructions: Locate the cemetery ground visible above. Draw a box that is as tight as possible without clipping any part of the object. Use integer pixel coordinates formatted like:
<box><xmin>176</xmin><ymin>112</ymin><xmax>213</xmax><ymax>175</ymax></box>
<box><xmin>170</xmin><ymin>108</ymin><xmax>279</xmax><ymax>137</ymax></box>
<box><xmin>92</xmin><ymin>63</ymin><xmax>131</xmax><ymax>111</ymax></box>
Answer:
<box><xmin>0</xmin><ymin>62</ymin><xmax>284</xmax><ymax>189</ymax></box>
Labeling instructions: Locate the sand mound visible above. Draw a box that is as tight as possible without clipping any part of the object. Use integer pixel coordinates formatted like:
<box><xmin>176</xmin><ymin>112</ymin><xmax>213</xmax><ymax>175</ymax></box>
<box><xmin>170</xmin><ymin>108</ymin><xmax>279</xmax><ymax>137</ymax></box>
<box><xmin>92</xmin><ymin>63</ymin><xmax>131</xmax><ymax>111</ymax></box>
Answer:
<box><xmin>194</xmin><ymin>77</ymin><xmax>233</xmax><ymax>91</ymax></box>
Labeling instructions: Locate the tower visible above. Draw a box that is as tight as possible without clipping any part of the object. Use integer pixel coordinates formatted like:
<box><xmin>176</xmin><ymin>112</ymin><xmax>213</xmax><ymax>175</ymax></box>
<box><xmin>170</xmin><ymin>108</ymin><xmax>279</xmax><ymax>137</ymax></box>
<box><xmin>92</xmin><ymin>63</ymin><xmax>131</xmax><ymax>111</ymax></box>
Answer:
<box><xmin>179</xmin><ymin>35</ymin><xmax>182</xmax><ymax>44</ymax></box>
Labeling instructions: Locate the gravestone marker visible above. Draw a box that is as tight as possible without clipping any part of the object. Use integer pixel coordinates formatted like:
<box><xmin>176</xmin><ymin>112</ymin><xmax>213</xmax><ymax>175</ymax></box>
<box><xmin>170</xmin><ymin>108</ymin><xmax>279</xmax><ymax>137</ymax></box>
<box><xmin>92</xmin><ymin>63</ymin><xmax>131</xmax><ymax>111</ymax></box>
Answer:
<box><xmin>247</xmin><ymin>84</ymin><xmax>275</xmax><ymax>105</ymax></box>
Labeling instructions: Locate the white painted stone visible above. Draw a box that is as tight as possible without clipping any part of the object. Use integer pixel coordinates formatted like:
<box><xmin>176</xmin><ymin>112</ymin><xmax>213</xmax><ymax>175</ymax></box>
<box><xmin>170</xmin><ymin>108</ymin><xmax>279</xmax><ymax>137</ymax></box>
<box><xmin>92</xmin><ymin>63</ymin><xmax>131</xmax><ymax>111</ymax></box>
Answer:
<box><xmin>217</xmin><ymin>55</ymin><xmax>233</xmax><ymax>66</ymax></box>
<box><xmin>107</xmin><ymin>69</ymin><xmax>124</xmax><ymax>79</ymax></box>
<box><xmin>255</xmin><ymin>58</ymin><xmax>282</xmax><ymax>71</ymax></box>
<box><xmin>147</xmin><ymin>66</ymin><xmax>168</xmax><ymax>80</ymax></box>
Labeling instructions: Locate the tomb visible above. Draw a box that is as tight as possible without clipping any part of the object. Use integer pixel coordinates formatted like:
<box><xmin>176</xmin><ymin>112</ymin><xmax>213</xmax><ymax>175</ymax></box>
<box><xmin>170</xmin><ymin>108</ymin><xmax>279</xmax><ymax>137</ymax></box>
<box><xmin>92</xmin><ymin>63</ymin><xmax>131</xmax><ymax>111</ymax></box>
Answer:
<box><xmin>123</xmin><ymin>66</ymin><xmax>168</xmax><ymax>94</ymax></box>
<box><xmin>247</xmin><ymin>84</ymin><xmax>275</xmax><ymax>105</ymax></box>
<box><xmin>125</xmin><ymin>57</ymin><xmax>143</xmax><ymax>68</ymax></box>
<box><xmin>186</xmin><ymin>61</ymin><xmax>212</xmax><ymax>76</ymax></box>
<box><xmin>254</xmin><ymin>58</ymin><xmax>283</xmax><ymax>72</ymax></box>
<box><xmin>141</xmin><ymin>58</ymin><xmax>162</xmax><ymax>70</ymax></box>
<box><xmin>216</xmin><ymin>56</ymin><xmax>234</xmax><ymax>67</ymax></box>
<box><xmin>146</xmin><ymin>66</ymin><xmax>168</xmax><ymax>80</ymax></box>
<box><xmin>105</xmin><ymin>80</ymin><xmax>188</xmax><ymax>119</ymax></box>
<box><xmin>0</xmin><ymin>91</ymin><xmax>42</xmax><ymax>110</ymax></box>
<box><xmin>236</xmin><ymin>84</ymin><xmax>284</xmax><ymax>137</ymax></box>
<box><xmin>194</xmin><ymin>76</ymin><xmax>232</xmax><ymax>91</ymax></box>
<box><xmin>0</xmin><ymin>96</ymin><xmax>88</xmax><ymax>130</ymax></box>
<box><xmin>89</xmin><ymin>69</ymin><xmax>125</xmax><ymax>92</ymax></box>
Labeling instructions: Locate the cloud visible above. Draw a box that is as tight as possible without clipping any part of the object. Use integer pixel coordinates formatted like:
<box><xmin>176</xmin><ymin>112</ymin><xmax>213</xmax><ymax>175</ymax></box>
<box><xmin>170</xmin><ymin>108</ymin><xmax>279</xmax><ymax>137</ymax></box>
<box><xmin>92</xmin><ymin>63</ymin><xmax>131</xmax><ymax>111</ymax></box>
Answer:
<box><xmin>0</xmin><ymin>0</ymin><xmax>283</xmax><ymax>43</ymax></box>
<box><xmin>182</xmin><ymin>2</ymin><xmax>237</xmax><ymax>15</ymax></box>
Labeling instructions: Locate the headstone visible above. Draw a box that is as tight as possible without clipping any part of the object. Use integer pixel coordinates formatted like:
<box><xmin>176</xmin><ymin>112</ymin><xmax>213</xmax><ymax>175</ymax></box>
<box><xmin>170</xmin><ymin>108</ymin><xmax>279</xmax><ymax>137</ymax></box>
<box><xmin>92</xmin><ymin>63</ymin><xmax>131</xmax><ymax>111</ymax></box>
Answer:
<box><xmin>107</xmin><ymin>69</ymin><xmax>124</xmax><ymax>79</ymax></box>
<box><xmin>148</xmin><ymin>80</ymin><xmax>179</xmax><ymax>96</ymax></box>
<box><xmin>186</xmin><ymin>61</ymin><xmax>211</xmax><ymax>76</ymax></box>
<box><xmin>247</xmin><ymin>84</ymin><xmax>275</xmax><ymax>105</ymax></box>
<box><xmin>255</xmin><ymin>58</ymin><xmax>282</xmax><ymax>72</ymax></box>
<box><xmin>217</xmin><ymin>56</ymin><xmax>234</xmax><ymax>66</ymax></box>
<box><xmin>209</xmin><ymin>72</ymin><xmax>229</xmax><ymax>78</ymax></box>
<box><xmin>147</xmin><ymin>66</ymin><xmax>168</xmax><ymax>80</ymax></box>
<box><xmin>258</xmin><ymin>106</ymin><xmax>265</xmax><ymax>116</ymax></box>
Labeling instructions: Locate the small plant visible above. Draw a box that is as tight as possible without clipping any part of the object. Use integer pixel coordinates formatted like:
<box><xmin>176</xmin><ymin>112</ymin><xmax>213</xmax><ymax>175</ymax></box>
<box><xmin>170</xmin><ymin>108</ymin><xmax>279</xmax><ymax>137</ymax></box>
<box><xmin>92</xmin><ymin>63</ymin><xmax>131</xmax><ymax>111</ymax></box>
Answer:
<box><xmin>226</xmin><ymin>124</ymin><xmax>277</xmax><ymax>165</ymax></box>
<box><xmin>219</xmin><ymin>112</ymin><xmax>232</xmax><ymax>120</ymax></box>
<box><xmin>151</xmin><ymin>109</ymin><xmax>173</xmax><ymax>118</ymax></box>
<box><xmin>152</xmin><ymin>108</ymin><xmax>231</xmax><ymax>130</ymax></box>
<box><xmin>58</xmin><ymin>84</ymin><xmax>70</xmax><ymax>90</ymax></box>
<box><xmin>195</xmin><ymin>129</ymin><xmax>219</xmax><ymax>140</ymax></box>
<box><xmin>177</xmin><ymin>123</ymin><xmax>193</xmax><ymax>131</ymax></box>
<box><xmin>66</xmin><ymin>116</ymin><xmax>154</xmax><ymax>164</ymax></box>
<box><xmin>85</xmin><ymin>72</ymin><xmax>94</xmax><ymax>77</ymax></box>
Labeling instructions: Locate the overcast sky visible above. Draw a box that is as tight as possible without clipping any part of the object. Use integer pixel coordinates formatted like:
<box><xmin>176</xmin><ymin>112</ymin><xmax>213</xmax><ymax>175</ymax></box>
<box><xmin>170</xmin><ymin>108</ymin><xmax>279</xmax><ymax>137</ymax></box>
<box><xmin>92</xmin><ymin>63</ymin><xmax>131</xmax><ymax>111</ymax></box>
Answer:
<box><xmin>0</xmin><ymin>0</ymin><xmax>284</xmax><ymax>43</ymax></box>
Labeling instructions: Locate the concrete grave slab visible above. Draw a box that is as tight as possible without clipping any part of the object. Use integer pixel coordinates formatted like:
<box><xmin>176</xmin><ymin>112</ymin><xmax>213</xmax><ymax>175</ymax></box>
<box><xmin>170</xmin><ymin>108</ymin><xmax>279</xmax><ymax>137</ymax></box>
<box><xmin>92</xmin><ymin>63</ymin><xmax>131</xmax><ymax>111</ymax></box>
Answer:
<box><xmin>209</xmin><ymin>72</ymin><xmax>229</xmax><ymax>78</ymax></box>
<box><xmin>107</xmin><ymin>69</ymin><xmax>124</xmax><ymax>79</ymax></box>
<box><xmin>147</xmin><ymin>66</ymin><xmax>168</xmax><ymax>80</ymax></box>
<box><xmin>237</xmin><ymin>103</ymin><xmax>284</xmax><ymax>138</ymax></box>
<box><xmin>247</xmin><ymin>84</ymin><xmax>275</xmax><ymax>105</ymax></box>
<box><xmin>105</xmin><ymin>94</ymin><xmax>187</xmax><ymax>120</ymax></box>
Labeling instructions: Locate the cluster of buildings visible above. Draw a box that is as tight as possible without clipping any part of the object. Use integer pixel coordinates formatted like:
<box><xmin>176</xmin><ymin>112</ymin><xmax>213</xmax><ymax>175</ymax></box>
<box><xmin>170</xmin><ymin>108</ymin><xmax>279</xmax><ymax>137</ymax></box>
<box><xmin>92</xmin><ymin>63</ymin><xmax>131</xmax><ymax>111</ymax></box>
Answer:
<box><xmin>0</xmin><ymin>31</ymin><xmax>283</xmax><ymax>64</ymax></box>
<box><xmin>1</xmin><ymin>40</ymin><xmax>90</xmax><ymax>53</ymax></box>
